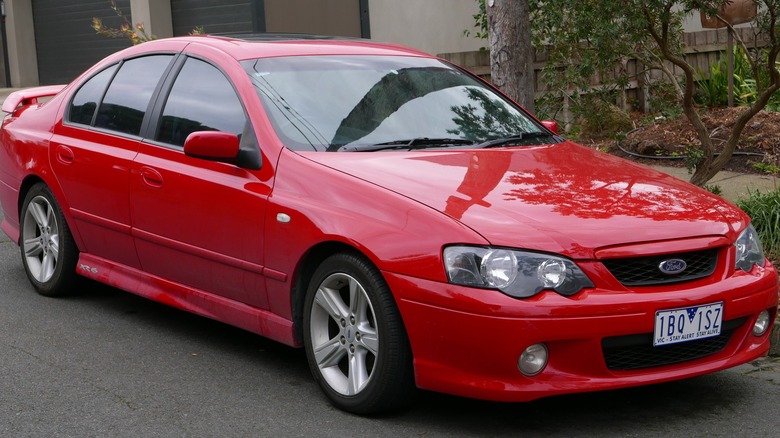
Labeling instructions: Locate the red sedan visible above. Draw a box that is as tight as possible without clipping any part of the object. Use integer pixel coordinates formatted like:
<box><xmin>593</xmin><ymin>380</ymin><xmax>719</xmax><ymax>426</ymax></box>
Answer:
<box><xmin>0</xmin><ymin>36</ymin><xmax>776</xmax><ymax>414</ymax></box>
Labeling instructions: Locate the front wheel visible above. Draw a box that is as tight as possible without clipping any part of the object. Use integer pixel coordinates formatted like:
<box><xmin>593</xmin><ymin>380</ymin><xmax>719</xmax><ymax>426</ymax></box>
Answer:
<box><xmin>303</xmin><ymin>253</ymin><xmax>414</xmax><ymax>414</ymax></box>
<box><xmin>20</xmin><ymin>183</ymin><xmax>79</xmax><ymax>296</ymax></box>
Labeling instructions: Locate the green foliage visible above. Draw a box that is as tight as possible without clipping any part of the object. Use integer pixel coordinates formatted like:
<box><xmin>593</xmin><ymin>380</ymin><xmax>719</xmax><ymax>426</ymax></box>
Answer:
<box><xmin>704</xmin><ymin>184</ymin><xmax>723</xmax><ymax>196</ymax></box>
<box><xmin>752</xmin><ymin>162</ymin><xmax>780</xmax><ymax>174</ymax></box>
<box><xmin>694</xmin><ymin>47</ymin><xmax>777</xmax><ymax>109</ymax></box>
<box><xmin>464</xmin><ymin>0</ymin><xmax>488</xmax><ymax>41</ymax></box>
<box><xmin>695</xmin><ymin>57</ymin><xmax>730</xmax><ymax>108</ymax></box>
<box><xmin>528</xmin><ymin>0</ymin><xmax>704</xmax><ymax>96</ymax></box>
<box><xmin>684</xmin><ymin>145</ymin><xmax>705</xmax><ymax>174</ymax></box>
<box><xmin>737</xmin><ymin>189</ymin><xmax>780</xmax><ymax>263</ymax></box>
<box><xmin>575</xmin><ymin>93</ymin><xmax>634</xmax><ymax>140</ymax></box>
<box><xmin>649</xmin><ymin>81</ymin><xmax>684</xmax><ymax>118</ymax></box>
<box><xmin>733</xmin><ymin>48</ymin><xmax>780</xmax><ymax>111</ymax></box>
<box><xmin>534</xmin><ymin>91</ymin><xmax>567</xmax><ymax>122</ymax></box>
<box><xmin>526</xmin><ymin>0</ymin><xmax>705</xmax><ymax>127</ymax></box>
<box><xmin>527</xmin><ymin>0</ymin><xmax>780</xmax><ymax>186</ymax></box>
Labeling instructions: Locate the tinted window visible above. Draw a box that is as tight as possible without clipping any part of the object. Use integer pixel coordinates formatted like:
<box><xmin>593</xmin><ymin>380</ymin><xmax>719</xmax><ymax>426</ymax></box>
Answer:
<box><xmin>68</xmin><ymin>64</ymin><xmax>118</xmax><ymax>126</ymax></box>
<box><xmin>95</xmin><ymin>55</ymin><xmax>173</xmax><ymax>136</ymax></box>
<box><xmin>156</xmin><ymin>57</ymin><xmax>246</xmax><ymax>147</ymax></box>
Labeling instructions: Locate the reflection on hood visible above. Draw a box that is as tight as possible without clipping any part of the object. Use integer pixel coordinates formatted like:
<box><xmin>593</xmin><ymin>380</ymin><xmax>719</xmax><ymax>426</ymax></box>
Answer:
<box><xmin>301</xmin><ymin>142</ymin><xmax>743</xmax><ymax>258</ymax></box>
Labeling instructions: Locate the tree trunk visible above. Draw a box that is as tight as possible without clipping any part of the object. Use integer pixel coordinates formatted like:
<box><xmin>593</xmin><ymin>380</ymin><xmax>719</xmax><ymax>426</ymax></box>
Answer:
<box><xmin>486</xmin><ymin>0</ymin><xmax>535</xmax><ymax>113</ymax></box>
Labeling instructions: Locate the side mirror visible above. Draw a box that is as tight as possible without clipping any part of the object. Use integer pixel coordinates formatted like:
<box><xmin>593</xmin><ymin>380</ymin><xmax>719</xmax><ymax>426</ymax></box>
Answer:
<box><xmin>541</xmin><ymin>120</ymin><xmax>559</xmax><ymax>135</ymax></box>
<box><xmin>183</xmin><ymin>131</ymin><xmax>240</xmax><ymax>161</ymax></box>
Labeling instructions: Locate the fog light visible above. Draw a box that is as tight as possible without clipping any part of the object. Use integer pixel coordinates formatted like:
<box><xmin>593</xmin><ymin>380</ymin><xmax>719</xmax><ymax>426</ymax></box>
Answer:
<box><xmin>752</xmin><ymin>310</ymin><xmax>771</xmax><ymax>336</ymax></box>
<box><xmin>518</xmin><ymin>343</ymin><xmax>548</xmax><ymax>376</ymax></box>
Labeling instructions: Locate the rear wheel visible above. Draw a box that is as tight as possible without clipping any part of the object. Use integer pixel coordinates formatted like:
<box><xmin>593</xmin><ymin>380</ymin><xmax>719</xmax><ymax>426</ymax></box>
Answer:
<box><xmin>20</xmin><ymin>183</ymin><xmax>79</xmax><ymax>296</ymax></box>
<box><xmin>303</xmin><ymin>252</ymin><xmax>414</xmax><ymax>414</ymax></box>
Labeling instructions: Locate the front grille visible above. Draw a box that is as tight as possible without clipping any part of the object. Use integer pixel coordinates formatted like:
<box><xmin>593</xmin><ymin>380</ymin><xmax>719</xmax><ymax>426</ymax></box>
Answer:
<box><xmin>601</xmin><ymin>317</ymin><xmax>746</xmax><ymax>371</ymax></box>
<box><xmin>602</xmin><ymin>249</ymin><xmax>718</xmax><ymax>286</ymax></box>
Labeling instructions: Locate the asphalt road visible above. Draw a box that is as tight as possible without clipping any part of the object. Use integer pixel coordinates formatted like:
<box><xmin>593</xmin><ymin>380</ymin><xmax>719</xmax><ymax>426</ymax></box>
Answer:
<box><xmin>1</xmin><ymin>207</ymin><xmax>779</xmax><ymax>437</ymax></box>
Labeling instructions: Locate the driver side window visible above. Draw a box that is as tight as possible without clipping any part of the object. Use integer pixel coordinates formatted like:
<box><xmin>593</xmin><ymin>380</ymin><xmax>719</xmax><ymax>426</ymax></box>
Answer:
<box><xmin>156</xmin><ymin>57</ymin><xmax>247</xmax><ymax>147</ymax></box>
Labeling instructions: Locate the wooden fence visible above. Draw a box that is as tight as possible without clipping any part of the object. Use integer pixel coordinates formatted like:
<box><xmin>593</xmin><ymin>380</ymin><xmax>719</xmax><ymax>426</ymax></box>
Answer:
<box><xmin>438</xmin><ymin>27</ymin><xmax>769</xmax><ymax>124</ymax></box>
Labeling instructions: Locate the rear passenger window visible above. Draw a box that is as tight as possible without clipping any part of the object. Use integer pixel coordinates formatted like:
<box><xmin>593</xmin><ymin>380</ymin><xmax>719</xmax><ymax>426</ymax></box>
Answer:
<box><xmin>95</xmin><ymin>55</ymin><xmax>173</xmax><ymax>136</ymax></box>
<box><xmin>68</xmin><ymin>64</ymin><xmax>117</xmax><ymax>126</ymax></box>
<box><xmin>156</xmin><ymin>57</ymin><xmax>246</xmax><ymax>147</ymax></box>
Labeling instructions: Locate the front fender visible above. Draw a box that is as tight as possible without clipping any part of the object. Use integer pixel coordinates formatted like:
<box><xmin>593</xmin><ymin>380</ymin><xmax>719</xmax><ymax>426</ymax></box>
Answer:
<box><xmin>261</xmin><ymin>149</ymin><xmax>488</xmax><ymax>320</ymax></box>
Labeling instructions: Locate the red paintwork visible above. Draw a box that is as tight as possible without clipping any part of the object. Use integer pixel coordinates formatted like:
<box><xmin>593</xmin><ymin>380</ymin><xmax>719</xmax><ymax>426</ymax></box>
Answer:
<box><xmin>541</xmin><ymin>119</ymin><xmax>559</xmax><ymax>134</ymax></box>
<box><xmin>390</xmin><ymin>267</ymin><xmax>777</xmax><ymax>401</ymax></box>
<box><xmin>301</xmin><ymin>145</ymin><xmax>745</xmax><ymax>259</ymax></box>
<box><xmin>0</xmin><ymin>36</ymin><xmax>776</xmax><ymax>404</ymax></box>
<box><xmin>52</xmin><ymin>122</ymin><xmax>144</xmax><ymax>269</ymax></box>
<box><xmin>183</xmin><ymin>131</ymin><xmax>240</xmax><ymax>159</ymax></box>
<box><xmin>1</xmin><ymin>85</ymin><xmax>66</xmax><ymax>113</ymax></box>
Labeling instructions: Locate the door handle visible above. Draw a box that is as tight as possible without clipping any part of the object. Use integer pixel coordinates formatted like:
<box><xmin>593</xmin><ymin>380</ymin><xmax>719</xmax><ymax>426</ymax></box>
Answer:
<box><xmin>139</xmin><ymin>166</ymin><xmax>164</xmax><ymax>188</ymax></box>
<box><xmin>55</xmin><ymin>145</ymin><xmax>74</xmax><ymax>165</ymax></box>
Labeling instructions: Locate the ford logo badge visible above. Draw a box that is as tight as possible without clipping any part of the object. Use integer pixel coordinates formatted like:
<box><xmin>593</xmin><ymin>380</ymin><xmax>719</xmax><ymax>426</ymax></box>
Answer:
<box><xmin>658</xmin><ymin>259</ymin><xmax>688</xmax><ymax>275</ymax></box>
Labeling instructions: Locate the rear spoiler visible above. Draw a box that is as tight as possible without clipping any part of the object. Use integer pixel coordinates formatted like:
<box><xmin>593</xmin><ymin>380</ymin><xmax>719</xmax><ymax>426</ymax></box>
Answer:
<box><xmin>2</xmin><ymin>85</ymin><xmax>66</xmax><ymax>113</ymax></box>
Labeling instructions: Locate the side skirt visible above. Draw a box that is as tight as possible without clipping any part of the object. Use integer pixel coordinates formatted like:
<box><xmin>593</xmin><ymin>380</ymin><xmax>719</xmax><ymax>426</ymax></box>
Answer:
<box><xmin>76</xmin><ymin>253</ymin><xmax>298</xmax><ymax>347</ymax></box>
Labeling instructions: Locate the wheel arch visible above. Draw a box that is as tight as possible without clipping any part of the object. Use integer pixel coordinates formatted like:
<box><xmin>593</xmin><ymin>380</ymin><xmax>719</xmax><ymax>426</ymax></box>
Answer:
<box><xmin>291</xmin><ymin>240</ymin><xmax>381</xmax><ymax>345</ymax></box>
<box><xmin>13</xmin><ymin>175</ymin><xmax>48</xmax><ymax>245</ymax></box>
<box><xmin>17</xmin><ymin>174</ymin><xmax>84</xmax><ymax>251</ymax></box>
<box><xmin>296</xmin><ymin>243</ymin><xmax>417</xmax><ymax>413</ymax></box>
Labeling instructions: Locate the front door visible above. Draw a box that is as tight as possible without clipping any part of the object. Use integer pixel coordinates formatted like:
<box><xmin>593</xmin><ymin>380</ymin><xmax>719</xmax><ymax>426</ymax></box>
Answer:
<box><xmin>129</xmin><ymin>56</ymin><xmax>271</xmax><ymax>309</ymax></box>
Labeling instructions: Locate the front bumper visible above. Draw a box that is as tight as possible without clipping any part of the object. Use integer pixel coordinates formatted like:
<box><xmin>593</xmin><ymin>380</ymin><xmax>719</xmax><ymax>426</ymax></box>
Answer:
<box><xmin>387</xmin><ymin>263</ymin><xmax>778</xmax><ymax>402</ymax></box>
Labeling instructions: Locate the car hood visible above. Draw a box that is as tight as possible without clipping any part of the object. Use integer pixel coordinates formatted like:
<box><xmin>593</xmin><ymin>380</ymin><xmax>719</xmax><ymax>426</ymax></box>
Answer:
<box><xmin>299</xmin><ymin>142</ymin><xmax>746</xmax><ymax>259</ymax></box>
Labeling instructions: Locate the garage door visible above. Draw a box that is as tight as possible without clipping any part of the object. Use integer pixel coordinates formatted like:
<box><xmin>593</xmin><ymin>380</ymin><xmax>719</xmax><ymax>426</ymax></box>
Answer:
<box><xmin>171</xmin><ymin>0</ymin><xmax>259</xmax><ymax>36</ymax></box>
<box><xmin>33</xmin><ymin>0</ymin><xmax>132</xmax><ymax>85</ymax></box>
<box><xmin>171</xmin><ymin>0</ymin><xmax>369</xmax><ymax>38</ymax></box>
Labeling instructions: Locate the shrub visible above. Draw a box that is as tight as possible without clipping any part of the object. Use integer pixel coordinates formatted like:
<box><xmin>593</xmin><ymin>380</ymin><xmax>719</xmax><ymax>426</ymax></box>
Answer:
<box><xmin>737</xmin><ymin>189</ymin><xmax>780</xmax><ymax>264</ymax></box>
<box><xmin>695</xmin><ymin>46</ymin><xmax>780</xmax><ymax>112</ymax></box>
<box><xmin>752</xmin><ymin>162</ymin><xmax>780</xmax><ymax>175</ymax></box>
<box><xmin>575</xmin><ymin>94</ymin><xmax>634</xmax><ymax>140</ymax></box>
<box><xmin>704</xmin><ymin>184</ymin><xmax>723</xmax><ymax>196</ymax></box>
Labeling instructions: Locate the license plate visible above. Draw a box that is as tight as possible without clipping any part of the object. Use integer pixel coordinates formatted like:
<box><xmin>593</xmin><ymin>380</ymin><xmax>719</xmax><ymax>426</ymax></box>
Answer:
<box><xmin>653</xmin><ymin>302</ymin><xmax>723</xmax><ymax>346</ymax></box>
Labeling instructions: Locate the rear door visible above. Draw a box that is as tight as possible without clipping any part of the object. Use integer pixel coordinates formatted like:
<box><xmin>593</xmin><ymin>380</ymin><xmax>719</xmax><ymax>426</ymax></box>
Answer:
<box><xmin>51</xmin><ymin>54</ymin><xmax>176</xmax><ymax>269</ymax></box>
<box><xmin>129</xmin><ymin>49</ymin><xmax>272</xmax><ymax>309</ymax></box>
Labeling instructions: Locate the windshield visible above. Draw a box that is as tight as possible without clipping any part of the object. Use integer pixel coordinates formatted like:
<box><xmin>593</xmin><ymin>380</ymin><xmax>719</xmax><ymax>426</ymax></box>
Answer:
<box><xmin>243</xmin><ymin>55</ymin><xmax>549</xmax><ymax>152</ymax></box>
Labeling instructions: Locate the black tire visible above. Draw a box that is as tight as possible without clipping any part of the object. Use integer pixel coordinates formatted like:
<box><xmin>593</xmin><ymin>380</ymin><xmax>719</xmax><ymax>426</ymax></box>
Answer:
<box><xmin>19</xmin><ymin>183</ymin><xmax>79</xmax><ymax>297</ymax></box>
<box><xmin>303</xmin><ymin>252</ymin><xmax>415</xmax><ymax>414</ymax></box>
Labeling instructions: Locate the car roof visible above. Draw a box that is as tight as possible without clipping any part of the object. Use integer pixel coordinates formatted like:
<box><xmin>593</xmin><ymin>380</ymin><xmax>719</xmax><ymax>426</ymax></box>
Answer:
<box><xmin>138</xmin><ymin>34</ymin><xmax>432</xmax><ymax>61</ymax></box>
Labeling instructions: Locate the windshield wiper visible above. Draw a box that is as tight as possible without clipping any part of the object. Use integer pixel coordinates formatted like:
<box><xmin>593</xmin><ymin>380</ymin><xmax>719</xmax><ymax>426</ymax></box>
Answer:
<box><xmin>338</xmin><ymin>137</ymin><xmax>475</xmax><ymax>152</ymax></box>
<box><xmin>475</xmin><ymin>132</ymin><xmax>558</xmax><ymax>149</ymax></box>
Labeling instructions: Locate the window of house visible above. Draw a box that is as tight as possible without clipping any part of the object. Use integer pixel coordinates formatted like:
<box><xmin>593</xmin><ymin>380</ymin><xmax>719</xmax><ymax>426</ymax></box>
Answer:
<box><xmin>156</xmin><ymin>57</ymin><xmax>246</xmax><ymax>147</ymax></box>
<box><xmin>94</xmin><ymin>55</ymin><xmax>174</xmax><ymax>136</ymax></box>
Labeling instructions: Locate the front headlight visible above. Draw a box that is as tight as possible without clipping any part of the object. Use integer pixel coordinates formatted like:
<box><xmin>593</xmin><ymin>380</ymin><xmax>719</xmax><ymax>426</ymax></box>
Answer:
<box><xmin>443</xmin><ymin>246</ymin><xmax>594</xmax><ymax>298</ymax></box>
<box><xmin>735</xmin><ymin>225</ymin><xmax>765</xmax><ymax>272</ymax></box>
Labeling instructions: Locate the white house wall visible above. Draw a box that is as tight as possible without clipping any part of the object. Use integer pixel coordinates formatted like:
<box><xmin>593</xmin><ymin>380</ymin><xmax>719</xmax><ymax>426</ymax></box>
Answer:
<box><xmin>369</xmin><ymin>0</ymin><xmax>484</xmax><ymax>55</ymax></box>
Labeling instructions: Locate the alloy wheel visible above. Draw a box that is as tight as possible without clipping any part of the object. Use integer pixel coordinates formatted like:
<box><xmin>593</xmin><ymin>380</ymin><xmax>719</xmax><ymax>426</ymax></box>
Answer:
<box><xmin>309</xmin><ymin>272</ymin><xmax>379</xmax><ymax>396</ymax></box>
<box><xmin>22</xmin><ymin>195</ymin><xmax>60</xmax><ymax>283</ymax></box>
